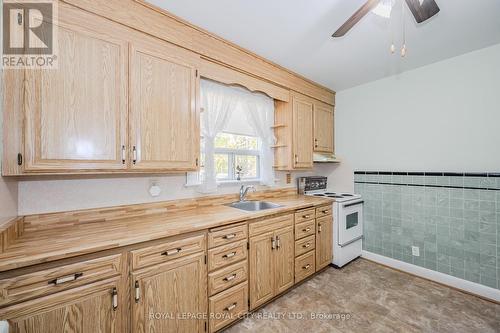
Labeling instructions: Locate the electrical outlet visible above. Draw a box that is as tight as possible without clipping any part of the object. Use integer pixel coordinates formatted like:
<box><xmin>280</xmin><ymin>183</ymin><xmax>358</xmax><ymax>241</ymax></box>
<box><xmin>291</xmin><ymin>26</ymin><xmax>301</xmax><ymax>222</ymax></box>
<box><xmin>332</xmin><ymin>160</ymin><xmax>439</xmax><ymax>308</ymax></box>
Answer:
<box><xmin>411</xmin><ymin>246</ymin><xmax>420</xmax><ymax>257</ymax></box>
<box><xmin>286</xmin><ymin>173</ymin><xmax>291</xmax><ymax>184</ymax></box>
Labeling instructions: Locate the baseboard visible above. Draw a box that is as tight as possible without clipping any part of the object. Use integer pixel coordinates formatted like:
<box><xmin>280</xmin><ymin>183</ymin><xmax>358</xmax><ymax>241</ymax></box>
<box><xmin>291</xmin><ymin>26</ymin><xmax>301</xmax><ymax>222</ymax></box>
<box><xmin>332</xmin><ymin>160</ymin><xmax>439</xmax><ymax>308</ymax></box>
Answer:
<box><xmin>361</xmin><ymin>250</ymin><xmax>500</xmax><ymax>303</ymax></box>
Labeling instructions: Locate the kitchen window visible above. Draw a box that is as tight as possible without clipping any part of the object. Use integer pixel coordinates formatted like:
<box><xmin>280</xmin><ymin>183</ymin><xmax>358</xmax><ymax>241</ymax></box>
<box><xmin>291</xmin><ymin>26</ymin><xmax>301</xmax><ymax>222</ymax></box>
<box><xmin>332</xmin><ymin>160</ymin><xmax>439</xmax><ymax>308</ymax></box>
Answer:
<box><xmin>187</xmin><ymin>79</ymin><xmax>275</xmax><ymax>192</ymax></box>
<box><xmin>214</xmin><ymin>132</ymin><xmax>260</xmax><ymax>181</ymax></box>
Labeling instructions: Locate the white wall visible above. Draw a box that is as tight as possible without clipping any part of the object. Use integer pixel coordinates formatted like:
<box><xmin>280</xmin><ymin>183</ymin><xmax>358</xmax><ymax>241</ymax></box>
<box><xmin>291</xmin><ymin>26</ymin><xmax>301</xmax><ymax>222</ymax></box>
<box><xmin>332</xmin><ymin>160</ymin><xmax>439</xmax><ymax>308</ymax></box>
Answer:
<box><xmin>336</xmin><ymin>43</ymin><xmax>500</xmax><ymax>172</ymax></box>
<box><xmin>18</xmin><ymin>164</ymin><xmax>342</xmax><ymax>215</ymax></box>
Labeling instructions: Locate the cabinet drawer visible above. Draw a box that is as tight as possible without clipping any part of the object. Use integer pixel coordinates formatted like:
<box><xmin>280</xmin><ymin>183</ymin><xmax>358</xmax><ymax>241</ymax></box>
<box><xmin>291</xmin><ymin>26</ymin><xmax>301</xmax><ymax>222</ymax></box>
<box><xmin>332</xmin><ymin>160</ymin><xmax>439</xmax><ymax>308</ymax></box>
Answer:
<box><xmin>131</xmin><ymin>232</ymin><xmax>206</xmax><ymax>270</ymax></box>
<box><xmin>295</xmin><ymin>219</ymin><xmax>316</xmax><ymax>240</ymax></box>
<box><xmin>295</xmin><ymin>251</ymin><xmax>316</xmax><ymax>283</ymax></box>
<box><xmin>208</xmin><ymin>261</ymin><xmax>247</xmax><ymax>296</ymax></box>
<box><xmin>316</xmin><ymin>205</ymin><xmax>332</xmax><ymax>218</ymax></box>
<box><xmin>209</xmin><ymin>282</ymin><xmax>248</xmax><ymax>333</ymax></box>
<box><xmin>249</xmin><ymin>214</ymin><xmax>293</xmax><ymax>237</ymax></box>
<box><xmin>208</xmin><ymin>223</ymin><xmax>247</xmax><ymax>249</ymax></box>
<box><xmin>0</xmin><ymin>254</ymin><xmax>122</xmax><ymax>307</ymax></box>
<box><xmin>295</xmin><ymin>208</ymin><xmax>315</xmax><ymax>223</ymax></box>
<box><xmin>208</xmin><ymin>240</ymin><xmax>247</xmax><ymax>272</ymax></box>
<box><xmin>295</xmin><ymin>235</ymin><xmax>315</xmax><ymax>257</ymax></box>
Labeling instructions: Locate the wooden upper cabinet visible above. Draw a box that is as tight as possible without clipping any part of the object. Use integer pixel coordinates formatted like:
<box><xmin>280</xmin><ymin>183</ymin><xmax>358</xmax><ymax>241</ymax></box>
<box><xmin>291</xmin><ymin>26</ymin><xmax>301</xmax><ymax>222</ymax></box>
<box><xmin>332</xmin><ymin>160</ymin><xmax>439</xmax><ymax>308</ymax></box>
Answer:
<box><xmin>0</xmin><ymin>278</ymin><xmax>122</xmax><ymax>333</ymax></box>
<box><xmin>313</xmin><ymin>102</ymin><xmax>334</xmax><ymax>153</ymax></box>
<box><xmin>132</xmin><ymin>253</ymin><xmax>207</xmax><ymax>333</ymax></box>
<box><xmin>129</xmin><ymin>37</ymin><xmax>200</xmax><ymax>171</ymax></box>
<box><xmin>292</xmin><ymin>94</ymin><xmax>314</xmax><ymax>169</ymax></box>
<box><xmin>23</xmin><ymin>14</ymin><xmax>128</xmax><ymax>172</ymax></box>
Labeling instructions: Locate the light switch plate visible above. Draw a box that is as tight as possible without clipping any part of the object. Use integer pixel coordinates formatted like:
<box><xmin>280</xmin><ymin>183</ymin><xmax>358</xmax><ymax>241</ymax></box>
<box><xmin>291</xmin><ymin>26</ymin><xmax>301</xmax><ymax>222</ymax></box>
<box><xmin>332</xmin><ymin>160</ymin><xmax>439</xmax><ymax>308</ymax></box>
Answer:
<box><xmin>411</xmin><ymin>246</ymin><xmax>420</xmax><ymax>257</ymax></box>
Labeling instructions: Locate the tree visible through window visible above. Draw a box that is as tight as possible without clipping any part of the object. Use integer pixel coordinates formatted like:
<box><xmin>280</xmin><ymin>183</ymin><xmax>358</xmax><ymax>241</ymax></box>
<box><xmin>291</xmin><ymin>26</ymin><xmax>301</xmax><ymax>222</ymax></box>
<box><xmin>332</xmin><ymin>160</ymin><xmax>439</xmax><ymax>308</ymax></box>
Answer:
<box><xmin>213</xmin><ymin>132</ymin><xmax>260</xmax><ymax>181</ymax></box>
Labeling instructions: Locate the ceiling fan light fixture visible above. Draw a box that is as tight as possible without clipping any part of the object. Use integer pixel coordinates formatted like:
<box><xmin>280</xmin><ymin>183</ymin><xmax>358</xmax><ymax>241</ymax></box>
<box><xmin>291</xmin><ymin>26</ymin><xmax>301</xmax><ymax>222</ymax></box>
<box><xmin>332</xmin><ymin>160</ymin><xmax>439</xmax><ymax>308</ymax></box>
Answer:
<box><xmin>372</xmin><ymin>0</ymin><xmax>395</xmax><ymax>19</ymax></box>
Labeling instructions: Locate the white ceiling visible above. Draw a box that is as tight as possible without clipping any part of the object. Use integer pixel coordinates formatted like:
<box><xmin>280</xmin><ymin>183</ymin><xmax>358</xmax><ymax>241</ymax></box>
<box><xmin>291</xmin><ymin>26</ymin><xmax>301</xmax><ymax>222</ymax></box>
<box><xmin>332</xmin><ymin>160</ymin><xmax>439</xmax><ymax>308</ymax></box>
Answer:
<box><xmin>148</xmin><ymin>0</ymin><xmax>500</xmax><ymax>91</ymax></box>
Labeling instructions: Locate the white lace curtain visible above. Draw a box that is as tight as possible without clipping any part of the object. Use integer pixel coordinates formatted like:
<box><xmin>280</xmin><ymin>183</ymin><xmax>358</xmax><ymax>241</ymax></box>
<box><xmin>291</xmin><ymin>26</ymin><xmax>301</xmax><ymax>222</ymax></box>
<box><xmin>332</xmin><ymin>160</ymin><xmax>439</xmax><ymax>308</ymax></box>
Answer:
<box><xmin>198</xmin><ymin>79</ymin><xmax>275</xmax><ymax>193</ymax></box>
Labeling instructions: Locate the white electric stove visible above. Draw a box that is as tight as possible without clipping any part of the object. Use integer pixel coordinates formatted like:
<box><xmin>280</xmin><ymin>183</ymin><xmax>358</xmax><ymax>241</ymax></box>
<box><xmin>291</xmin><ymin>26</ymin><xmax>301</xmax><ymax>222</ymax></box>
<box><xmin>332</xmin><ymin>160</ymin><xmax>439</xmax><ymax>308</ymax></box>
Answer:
<box><xmin>298</xmin><ymin>177</ymin><xmax>364</xmax><ymax>267</ymax></box>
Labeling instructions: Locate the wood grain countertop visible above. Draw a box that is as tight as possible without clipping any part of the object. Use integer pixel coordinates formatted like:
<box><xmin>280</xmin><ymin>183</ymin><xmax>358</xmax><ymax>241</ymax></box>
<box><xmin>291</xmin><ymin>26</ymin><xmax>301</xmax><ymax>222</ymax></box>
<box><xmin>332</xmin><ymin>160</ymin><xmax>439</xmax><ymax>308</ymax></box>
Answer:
<box><xmin>0</xmin><ymin>193</ymin><xmax>333</xmax><ymax>272</ymax></box>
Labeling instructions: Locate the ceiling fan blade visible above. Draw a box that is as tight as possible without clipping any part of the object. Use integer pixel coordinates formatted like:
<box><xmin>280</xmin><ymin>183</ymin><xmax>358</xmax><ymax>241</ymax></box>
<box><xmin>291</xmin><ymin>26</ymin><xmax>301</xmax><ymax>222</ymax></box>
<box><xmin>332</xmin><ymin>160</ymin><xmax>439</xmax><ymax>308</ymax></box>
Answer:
<box><xmin>405</xmin><ymin>0</ymin><xmax>440</xmax><ymax>23</ymax></box>
<box><xmin>332</xmin><ymin>0</ymin><xmax>381</xmax><ymax>38</ymax></box>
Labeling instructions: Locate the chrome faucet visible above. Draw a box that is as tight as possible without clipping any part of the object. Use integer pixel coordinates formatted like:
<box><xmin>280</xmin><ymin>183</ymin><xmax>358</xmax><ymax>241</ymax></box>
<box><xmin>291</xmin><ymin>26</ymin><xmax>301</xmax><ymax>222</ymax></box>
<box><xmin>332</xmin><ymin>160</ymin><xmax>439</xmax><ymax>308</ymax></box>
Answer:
<box><xmin>239</xmin><ymin>185</ymin><xmax>256</xmax><ymax>202</ymax></box>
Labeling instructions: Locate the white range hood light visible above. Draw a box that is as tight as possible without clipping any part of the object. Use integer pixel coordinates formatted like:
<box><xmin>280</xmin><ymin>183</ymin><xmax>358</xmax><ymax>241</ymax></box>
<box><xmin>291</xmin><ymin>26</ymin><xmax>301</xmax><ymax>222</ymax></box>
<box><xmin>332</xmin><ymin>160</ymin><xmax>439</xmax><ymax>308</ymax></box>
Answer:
<box><xmin>313</xmin><ymin>153</ymin><xmax>340</xmax><ymax>163</ymax></box>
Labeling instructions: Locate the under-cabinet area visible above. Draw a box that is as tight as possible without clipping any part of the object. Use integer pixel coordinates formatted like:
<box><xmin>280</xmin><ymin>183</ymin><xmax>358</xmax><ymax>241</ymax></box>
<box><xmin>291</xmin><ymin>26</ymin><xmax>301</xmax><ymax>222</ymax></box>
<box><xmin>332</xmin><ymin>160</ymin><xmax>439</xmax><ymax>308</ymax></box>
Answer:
<box><xmin>0</xmin><ymin>192</ymin><xmax>334</xmax><ymax>333</ymax></box>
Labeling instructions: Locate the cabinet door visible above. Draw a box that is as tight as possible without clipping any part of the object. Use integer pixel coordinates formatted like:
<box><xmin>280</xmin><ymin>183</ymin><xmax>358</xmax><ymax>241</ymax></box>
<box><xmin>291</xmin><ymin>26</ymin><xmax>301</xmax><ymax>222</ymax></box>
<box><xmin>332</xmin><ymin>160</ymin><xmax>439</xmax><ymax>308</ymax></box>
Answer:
<box><xmin>316</xmin><ymin>216</ymin><xmax>334</xmax><ymax>270</ymax></box>
<box><xmin>0</xmin><ymin>279</ymin><xmax>122</xmax><ymax>333</ymax></box>
<box><xmin>292</xmin><ymin>96</ymin><xmax>313</xmax><ymax>169</ymax></box>
<box><xmin>313</xmin><ymin>103</ymin><xmax>334</xmax><ymax>153</ymax></box>
<box><xmin>274</xmin><ymin>226</ymin><xmax>295</xmax><ymax>294</ymax></box>
<box><xmin>130</xmin><ymin>38</ymin><xmax>199</xmax><ymax>171</ymax></box>
<box><xmin>24</xmin><ymin>14</ymin><xmax>128</xmax><ymax>172</ymax></box>
<box><xmin>132</xmin><ymin>253</ymin><xmax>207</xmax><ymax>333</ymax></box>
<box><xmin>249</xmin><ymin>231</ymin><xmax>275</xmax><ymax>310</ymax></box>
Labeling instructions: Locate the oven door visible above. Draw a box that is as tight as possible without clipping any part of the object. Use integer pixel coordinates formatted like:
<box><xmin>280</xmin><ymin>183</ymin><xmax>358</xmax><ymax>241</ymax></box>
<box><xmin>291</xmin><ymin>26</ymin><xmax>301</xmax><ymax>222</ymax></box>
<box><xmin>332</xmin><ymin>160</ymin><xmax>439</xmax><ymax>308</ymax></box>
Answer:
<box><xmin>338</xmin><ymin>200</ymin><xmax>364</xmax><ymax>246</ymax></box>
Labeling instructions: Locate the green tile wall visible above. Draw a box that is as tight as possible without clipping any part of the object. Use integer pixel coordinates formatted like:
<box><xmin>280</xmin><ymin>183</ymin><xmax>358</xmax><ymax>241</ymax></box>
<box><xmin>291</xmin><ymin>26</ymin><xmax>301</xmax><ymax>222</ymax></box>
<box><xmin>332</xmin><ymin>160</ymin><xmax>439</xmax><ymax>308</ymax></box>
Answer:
<box><xmin>354</xmin><ymin>173</ymin><xmax>499</xmax><ymax>290</ymax></box>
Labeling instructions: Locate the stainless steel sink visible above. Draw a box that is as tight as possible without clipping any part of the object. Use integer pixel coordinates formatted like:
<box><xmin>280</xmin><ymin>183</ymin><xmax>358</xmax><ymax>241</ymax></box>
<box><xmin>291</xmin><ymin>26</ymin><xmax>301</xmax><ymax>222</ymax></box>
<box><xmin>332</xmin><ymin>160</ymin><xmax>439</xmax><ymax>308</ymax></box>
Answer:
<box><xmin>225</xmin><ymin>200</ymin><xmax>282</xmax><ymax>211</ymax></box>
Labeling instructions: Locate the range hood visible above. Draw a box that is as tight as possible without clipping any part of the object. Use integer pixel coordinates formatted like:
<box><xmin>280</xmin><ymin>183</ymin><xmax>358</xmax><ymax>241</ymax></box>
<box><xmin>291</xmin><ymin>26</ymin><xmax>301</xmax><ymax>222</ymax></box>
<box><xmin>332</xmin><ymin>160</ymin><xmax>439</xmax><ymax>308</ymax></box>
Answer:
<box><xmin>313</xmin><ymin>153</ymin><xmax>341</xmax><ymax>163</ymax></box>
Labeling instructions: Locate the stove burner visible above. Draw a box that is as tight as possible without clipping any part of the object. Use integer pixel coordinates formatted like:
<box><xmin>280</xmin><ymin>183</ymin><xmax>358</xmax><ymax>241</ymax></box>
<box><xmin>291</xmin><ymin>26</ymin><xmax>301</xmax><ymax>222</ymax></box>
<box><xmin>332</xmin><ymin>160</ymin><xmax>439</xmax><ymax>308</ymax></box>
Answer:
<box><xmin>342</xmin><ymin>194</ymin><xmax>354</xmax><ymax>197</ymax></box>
<box><xmin>324</xmin><ymin>192</ymin><xmax>337</xmax><ymax>195</ymax></box>
<box><xmin>313</xmin><ymin>194</ymin><xmax>326</xmax><ymax>197</ymax></box>
<box><xmin>327</xmin><ymin>195</ymin><xmax>344</xmax><ymax>198</ymax></box>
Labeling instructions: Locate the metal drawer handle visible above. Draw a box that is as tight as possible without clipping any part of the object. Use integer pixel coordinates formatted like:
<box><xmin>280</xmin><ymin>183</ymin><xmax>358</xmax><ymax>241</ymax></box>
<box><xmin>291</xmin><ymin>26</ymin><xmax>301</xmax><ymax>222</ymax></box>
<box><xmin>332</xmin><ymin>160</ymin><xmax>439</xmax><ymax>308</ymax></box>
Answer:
<box><xmin>302</xmin><ymin>215</ymin><xmax>310</xmax><ymax>219</ymax></box>
<box><xmin>271</xmin><ymin>236</ymin><xmax>276</xmax><ymax>250</ymax></box>
<box><xmin>302</xmin><ymin>264</ymin><xmax>311</xmax><ymax>270</ymax></box>
<box><xmin>223</xmin><ymin>274</ymin><xmax>237</xmax><ymax>282</ymax></box>
<box><xmin>318</xmin><ymin>223</ymin><xmax>322</xmax><ymax>233</ymax></box>
<box><xmin>223</xmin><ymin>251</ymin><xmax>236</xmax><ymax>259</ymax></box>
<box><xmin>48</xmin><ymin>272</ymin><xmax>83</xmax><ymax>285</ymax></box>
<box><xmin>322</xmin><ymin>210</ymin><xmax>329</xmax><ymax>214</ymax></box>
<box><xmin>223</xmin><ymin>233</ymin><xmax>236</xmax><ymax>240</ymax></box>
<box><xmin>134</xmin><ymin>281</ymin><xmax>140</xmax><ymax>303</ymax></box>
<box><xmin>224</xmin><ymin>302</ymin><xmax>237</xmax><ymax>312</ymax></box>
<box><xmin>162</xmin><ymin>248</ymin><xmax>182</xmax><ymax>256</ymax></box>
<box><xmin>112</xmin><ymin>287</ymin><xmax>118</xmax><ymax>311</ymax></box>
<box><xmin>303</xmin><ymin>243</ymin><xmax>311</xmax><ymax>248</ymax></box>
<box><xmin>302</xmin><ymin>228</ymin><xmax>311</xmax><ymax>232</ymax></box>
<box><xmin>276</xmin><ymin>236</ymin><xmax>281</xmax><ymax>249</ymax></box>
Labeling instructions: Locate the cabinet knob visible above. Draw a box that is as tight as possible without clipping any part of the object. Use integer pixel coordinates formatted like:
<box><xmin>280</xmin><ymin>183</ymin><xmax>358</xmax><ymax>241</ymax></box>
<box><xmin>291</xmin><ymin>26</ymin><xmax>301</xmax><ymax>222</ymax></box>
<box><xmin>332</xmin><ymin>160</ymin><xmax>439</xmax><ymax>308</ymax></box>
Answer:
<box><xmin>48</xmin><ymin>272</ymin><xmax>83</xmax><ymax>285</ymax></box>
<box><xmin>223</xmin><ymin>233</ymin><xmax>236</xmax><ymax>240</ymax></box>
<box><xmin>303</xmin><ymin>243</ymin><xmax>311</xmax><ymax>248</ymax></box>
<box><xmin>223</xmin><ymin>274</ymin><xmax>237</xmax><ymax>282</ymax></box>
<box><xmin>223</xmin><ymin>251</ymin><xmax>236</xmax><ymax>259</ymax></box>
<box><xmin>224</xmin><ymin>302</ymin><xmax>237</xmax><ymax>312</ymax></box>
<box><xmin>162</xmin><ymin>248</ymin><xmax>182</xmax><ymax>256</ymax></box>
<box><xmin>112</xmin><ymin>287</ymin><xmax>118</xmax><ymax>311</ymax></box>
<box><xmin>302</xmin><ymin>264</ymin><xmax>311</xmax><ymax>270</ymax></box>
<box><xmin>134</xmin><ymin>281</ymin><xmax>140</xmax><ymax>303</ymax></box>
<box><xmin>132</xmin><ymin>146</ymin><xmax>137</xmax><ymax>164</ymax></box>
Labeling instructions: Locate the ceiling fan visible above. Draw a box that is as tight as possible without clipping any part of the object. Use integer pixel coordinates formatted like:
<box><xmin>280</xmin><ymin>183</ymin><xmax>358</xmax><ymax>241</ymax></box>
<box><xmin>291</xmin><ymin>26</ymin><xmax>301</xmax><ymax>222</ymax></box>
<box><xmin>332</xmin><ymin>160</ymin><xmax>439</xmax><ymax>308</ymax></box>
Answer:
<box><xmin>332</xmin><ymin>0</ymin><xmax>440</xmax><ymax>38</ymax></box>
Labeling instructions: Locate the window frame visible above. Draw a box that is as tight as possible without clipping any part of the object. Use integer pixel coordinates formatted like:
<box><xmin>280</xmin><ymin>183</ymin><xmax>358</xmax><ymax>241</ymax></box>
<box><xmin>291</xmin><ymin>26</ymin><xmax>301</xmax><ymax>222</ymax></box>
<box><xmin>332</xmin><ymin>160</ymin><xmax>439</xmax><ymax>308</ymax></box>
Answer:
<box><xmin>213</xmin><ymin>146</ymin><xmax>261</xmax><ymax>182</ymax></box>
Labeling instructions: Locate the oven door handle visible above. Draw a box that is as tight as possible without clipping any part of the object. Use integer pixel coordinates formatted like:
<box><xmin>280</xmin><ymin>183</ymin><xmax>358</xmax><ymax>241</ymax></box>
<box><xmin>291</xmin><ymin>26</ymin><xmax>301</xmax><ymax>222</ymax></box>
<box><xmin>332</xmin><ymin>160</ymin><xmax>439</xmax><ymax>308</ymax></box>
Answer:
<box><xmin>343</xmin><ymin>200</ymin><xmax>364</xmax><ymax>208</ymax></box>
<box><xmin>339</xmin><ymin>235</ymin><xmax>363</xmax><ymax>247</ymax></box>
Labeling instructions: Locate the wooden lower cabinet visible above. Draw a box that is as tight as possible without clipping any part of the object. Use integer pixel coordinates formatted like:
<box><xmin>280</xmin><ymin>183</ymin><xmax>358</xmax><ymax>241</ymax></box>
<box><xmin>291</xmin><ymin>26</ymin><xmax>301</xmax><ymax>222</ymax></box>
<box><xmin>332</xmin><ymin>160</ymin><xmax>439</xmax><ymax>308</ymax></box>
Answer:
<box><xmin>249</xmin><ymin>225</ymin><xmax>294</xmax><ymax>310</ymax></box>
<box><xmin>274</xmin><ymin>226</ymin><xmax>295</xmax><ymax>294</ymax></box>
<box><xmin>316</xmin><ymin>215</ymin><xmax>334</xmax><ymax>271</ymax></box>
<box><xmin>131</xmin><ymin>252</ymin><xmax>207</xmax><ymax>333</ymax></box>
<box><xmin>0</xmin><ymin>278</ymin><xmax>123</xmax><ymax>333</ymax></box>
<box><xmin>248</xmin><ymin>231</ymin><xmax>275</xmax><ymax>309</ymax></box>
